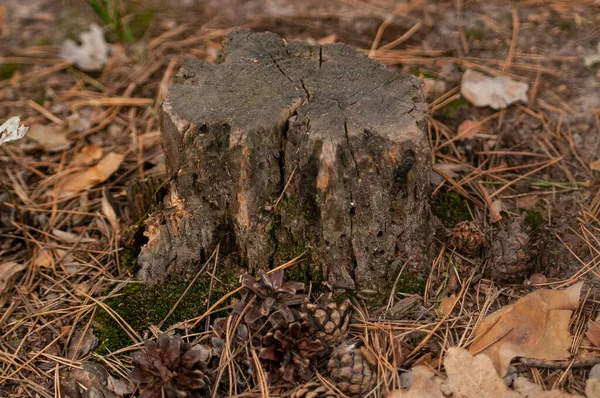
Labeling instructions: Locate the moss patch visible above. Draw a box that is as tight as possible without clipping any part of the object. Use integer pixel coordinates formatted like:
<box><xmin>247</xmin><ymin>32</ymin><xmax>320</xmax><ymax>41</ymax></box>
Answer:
<box><xmin>437</xmin><ymin>97</ymin><xmax>468</xmax><ymax>120</ymax></box>
<box><xmin>395</xmin><ymin>274</ymin><xmax>426</xmax><ymax>295</ymax></box>
<box><xmin>93</xmin><ymin>272</ymin><xmax>239</xmax><ymax>354</ymax></box>
<box><xmin>0</xmin><ymin>63</ymin><xmax>18</xmax><ymax>80</ymax></box>
<box><xmin>432</xmin><ymin>191</ymin><xmax>471</xmax><ymax>227</ymax></box>
<box><xmin>524</xmin><ymin>210</ymin><xmax>544</xmax><ymax>235</ymax></box>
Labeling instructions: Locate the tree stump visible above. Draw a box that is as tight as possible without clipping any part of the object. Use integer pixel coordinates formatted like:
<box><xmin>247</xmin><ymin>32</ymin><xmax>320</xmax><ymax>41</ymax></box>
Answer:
<box><xmin>137</xmin><ymin>30</ymin><xmax>433</xmax><ymax>293</ymax></box>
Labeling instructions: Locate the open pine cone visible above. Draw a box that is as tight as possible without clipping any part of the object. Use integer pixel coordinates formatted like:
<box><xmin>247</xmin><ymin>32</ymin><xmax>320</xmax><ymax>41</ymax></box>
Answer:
<box><xmin>303</xmin><ymin>295</ymin><xmax>351</xmax><ymax>346</ymax></box>
<box><xmin>328</xmin><ymin>343</ymin><xmax>377</xmax><ymax>396</ymax></box>
<box><xmin>259</xmin><ymin>321</ymin><xmax>325</xmax><ymax>383</ymax></box>
<box><xmin>242</xmin><ymin>269</ymin><xmax>307</xmax><ymax>328</ymax></box>
<box><xmin>129</xmin><ymin>334</ymin><xmax>213</xmax><ymax>398</ymax></box>
<box><xmin>449</xmin><ymin>221</ymin><xmax>485</xmax><ymax>254</ymax></box>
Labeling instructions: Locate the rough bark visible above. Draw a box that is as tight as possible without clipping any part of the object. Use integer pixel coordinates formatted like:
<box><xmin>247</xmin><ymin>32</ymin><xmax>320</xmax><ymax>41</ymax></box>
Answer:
<box><xmin>137</xmin><ymin>30</ymin><xmax>433</xmax><ymax>293</ymax></box>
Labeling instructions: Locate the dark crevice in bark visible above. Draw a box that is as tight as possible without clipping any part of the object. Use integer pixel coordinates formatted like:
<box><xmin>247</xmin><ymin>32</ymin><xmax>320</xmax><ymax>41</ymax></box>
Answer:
<box><xmin>343</xmin><ymin>119</ymin><xmax>360</xmax><ymax>178</ymax></box>
<box><xmin>300</xmin><ymin>78</ymin><xmax>311</xmax><ymax>100</ymax></box>
<box><xmin>348</xmin><ymin>184</ymin><xmax>357</xmax><ymax>285</ymax></box>
<box><xmin>268</xmin><ymin>53</ymin><xmax>292</xmax><ymax>82</ymax></box>
<box><xmin>319</xmin><ymin>46</ymin><xmax>323</xmax><ymax>68</ymax></box>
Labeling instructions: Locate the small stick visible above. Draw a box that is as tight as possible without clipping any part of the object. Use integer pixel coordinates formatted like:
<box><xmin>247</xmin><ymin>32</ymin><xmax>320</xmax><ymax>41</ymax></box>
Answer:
<box><xmin>520</xmin><ymin>357</ymin><xmax>600</xmax><ymax>370</ymax></box>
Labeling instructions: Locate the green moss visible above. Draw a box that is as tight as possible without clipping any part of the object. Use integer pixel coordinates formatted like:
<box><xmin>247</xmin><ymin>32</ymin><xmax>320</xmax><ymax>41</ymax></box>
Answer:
<box><xmin>432</xmin><ymin>191</ymin><xmax>471</xmax><ymax>227</ymax></box>
<box><xmin>396</xmin><ymin>276</ymin><xmax>426</xmax><ymax>295</ymax></box>
<box><xmin>0</xmin><ymin>63</ymin><xmax>18</xmax><ymax>80</ymax></box>
<box><xmin>465</xmin><ymin>28</ymin><xmax>484</xmax><ymax>41</ymax></box>
<box><xmin>437</xmin><ymin>97</ymin><xmax>468</xmax><ymax>119</ymax></box>
<box><xmin>119</xmin><ymin>248</ymin><xmax>137</xmax><ymax>270</ymax></box>
<box><xmin>524</xmin><ymin>210</ymin><xmax>544</xmax><ymax>235</ymax></box>
<box><xmin>93</xmin><ymin>272</ymin><xmax>239</xmax><ymax>354</ymax></box>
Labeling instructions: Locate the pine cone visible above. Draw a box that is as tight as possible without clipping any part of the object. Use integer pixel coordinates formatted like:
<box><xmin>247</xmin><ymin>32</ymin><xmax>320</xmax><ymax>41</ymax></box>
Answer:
<box><xmin>259</xmin><ymin>321</ymin><xmax>325</xmax><ymax>383</ymax></box>
<box><xmin>129</xmin><ymin>334</ymin><xmax>212</xmax><ymax>398</ymax></box>
<box><xmin>450</xmin><ymin>221</ymin><xmax>484</xmax><ymax>254</ymax></box>
<box><xmin>290</xmin><ymin>381</ymin><xmax>337</xmax><ymax>398</ymax></box>
<box><xmin>242</xmin><ymin>269</ymin><xmax>307</xmax><ymax>328</ymax></box>
<box><xmin>303</xmin><ymin>296</ymin><xmax>351</xmax><ymax>346</ymax></box>
<box><xmin>328</xmin><ymin>343</ymin><xmax>376</xmax><ymax>396</ymax></box>
<box><xmin>488</xmin><ymin>219</ymin><xmax>531</xmax><ymax>283</ymax></box>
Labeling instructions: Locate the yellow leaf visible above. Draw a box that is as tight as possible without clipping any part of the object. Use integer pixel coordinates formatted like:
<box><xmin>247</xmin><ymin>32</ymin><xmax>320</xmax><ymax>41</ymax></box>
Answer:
<box><xmin>470</xmin><ymin>283</ymin><xmax>582</xmax><ymax>376</ymax></box>
<box><xmin>591</xmin><ymin>159</ymin><xmax>600</xmax><ymax>171</ymax></box>
<box><xmin>57</xmin><ymin>152</ymin><xmax>124</xmax><ymax>195</ymax></box>
<box><xmin>441</xmin><ymin>347</ymin><xmax>520</xmax><ymax>397</ymax></box>
<box><xmin>34</xmin><ymin>249</ymin><xmax>53</xmax><ymax>268</ymax></box>
<box><xmin>389</xmin><ymin>366</ymin><xmax>445</xmax><ymax>398</ymax></box>
<box><xmin>72</xmin><ymin>144</ymin><xmax>103</xmax><ymax>166</ymax></box>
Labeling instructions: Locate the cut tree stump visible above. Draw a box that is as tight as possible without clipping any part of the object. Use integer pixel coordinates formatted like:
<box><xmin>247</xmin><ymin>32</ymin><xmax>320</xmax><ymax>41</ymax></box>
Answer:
<box><xmin>137</xmin><ymin>30</ymin><xmax>433</xmax><ymax>293</ymax></box>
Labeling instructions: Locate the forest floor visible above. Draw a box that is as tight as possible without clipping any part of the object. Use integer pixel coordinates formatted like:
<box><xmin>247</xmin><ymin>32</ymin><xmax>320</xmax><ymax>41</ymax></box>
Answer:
<box><xmin>1</xmin><ymin>0</ymin><xmax>600</xmax><ymax>397</ymax></box>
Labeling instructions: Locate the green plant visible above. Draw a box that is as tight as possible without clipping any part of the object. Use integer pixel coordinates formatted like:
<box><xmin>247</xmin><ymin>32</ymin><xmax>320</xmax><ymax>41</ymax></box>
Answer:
<box><xmin>88</xmin><ymin>0</ymin><xmax>134</xmax><ymax>42</ymax></box>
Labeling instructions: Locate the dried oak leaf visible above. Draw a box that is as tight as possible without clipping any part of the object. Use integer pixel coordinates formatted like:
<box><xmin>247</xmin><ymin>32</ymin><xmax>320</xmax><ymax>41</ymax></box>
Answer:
<box><xmin>388</xmin><ymin>366</ymin><xmax>445</xmax><ymax>398</ymax></box>
<box><xmin>513</xmin><ymin>377</ymin><xmax>584</xmax><ymax>397</ymax></box>
<box><xmin>27</xmin><ymin>123</ymin><xmax>71</xmax><ymax>152</ymax></box>
<box><xmin>470</xmin><ymin>283</ymin><xmax>582</xmax><ymax>377</ymax></box>
<box><xmin>586</xmin><ymin>314</ymin><xmax>600</xmax><ymax>347</ymax></box>
<box><xmin>441</xmin><ymin>347</ymin><xmax>520</xmax><ymax>398</ymax></box>
<box><xmin>57</xmin><ymin>152</ymin><xmax>124</xmax><ymax>195</ymax></box>
<box><xmin>0</xmin><ymin>261</ymin><xmax>25</xmax><ymax>295</ymax></box>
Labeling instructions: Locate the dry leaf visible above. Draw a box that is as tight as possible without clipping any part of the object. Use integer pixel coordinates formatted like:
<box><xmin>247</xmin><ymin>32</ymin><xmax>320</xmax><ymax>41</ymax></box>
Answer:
<box><xmin>393</xmin><ymin>348</ymin><xmax>587</xmax><ymax>398</ymax></box>
<box><xmin>470</xmin><ymin>283</ymin><xmax>582</xmax><ymax>377</ymax></box>
<box><xmin>440</xmin><ymin>294</ymin><xmax>456</xmax><ymax>316</ymax></box>
<box><xmin>590</xmin><ymin>159</ymin><xmax>600</xmax><ymax>171</ymax></box>
<box><xmin>457</xmin><ymin>120</ymin><xmax>485</xmax><ymax>140</ymax></box>
<box><xmin>442</xmin><ymin>347</ymin><xmax>520</xmax><ymax>397</ymax></box>
<box><xmin>517</xmin><ymin>195</ymin><xmax>539</xmax><ymax>210</ymax></box>
<box><xmin>489</xmin><ymin>200</ymin><xmax>504</xmax><ymax>223</ymax></box>
<box><xmin>34</xmin><ymin>248</ymin><xmax>53</xmax><ymax>268</ymax></box>
<box><xmin>0</xmin><ymin>262</ymin><xmax>26</xmax><ymax>295</ymax></box>
<box><xmin>27</xmin><ymin>123</ymin><xmax>70</xmax><ymax>152</ymax></box>
<box><xmin>106</xmin><ymin>376</ymin><xmax>135</xmax><ymax>396</ymax></box>
<box><xmin>101</xmin><ymin>187</ymin><xmax>119</xmax><ymax>229</ymax></box>
<box><xmin>72</xmin><ymin>144</ymin><xmax>103</xmax><ymax>166</ymax></box>
<box><xmin>586</xmin><ymin>318</ymin><xmax>600</xmax><ymax>347</ymax></box>
<box><xmin>514</xmin><ymin>377</ymin><xmax>584</xmax><ymax>397</ymax></box>
<box><xmin>67</xmin><ymin>329</ymin><xmax>98</xmax><ymax>360</ymax></box>
<box><xmin>57</xmin><ymin>152</ymin><xmax>124</xmax><ymax>195</ymax></box>
<box><xmin>389</xmin><ymin>366</ymin><xmax>445</xmax><ymax>398</ymax></box>
<box><xmin>60</xmin><ymin>23</ymin><xmax>109</xmax><ymax>71</ymax></box>
<box><xmin>461</xmin><ymin>69</ymin><xmax>529</xmax><ymax>110</ymax></box>
<box><xmin>0</xmin><ymin>116</ymin><xmax>29</xmax><ymax>145</ymax></box>
<box><xmin>586</xmin><ymin>379</ymin><xmax>600</xmax><ymax>398</ymax></box>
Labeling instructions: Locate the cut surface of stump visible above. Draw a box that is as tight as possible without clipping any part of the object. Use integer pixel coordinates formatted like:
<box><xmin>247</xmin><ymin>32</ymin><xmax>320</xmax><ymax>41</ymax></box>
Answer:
<box><xmin>138</xmin><ymin>30</ymin><xmax>433</xmax><ymax>293</ymax></box>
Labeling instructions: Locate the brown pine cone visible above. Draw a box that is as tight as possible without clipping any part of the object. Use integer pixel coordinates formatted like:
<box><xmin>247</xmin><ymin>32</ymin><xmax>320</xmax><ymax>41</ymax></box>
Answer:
<box><xmin>129</xmin><ymin>334</ymin><xmax>212</xmax><ymax>398</ymax></box>
<box><xmin>259</xmin><ymin>321</ymin><xmax>325</xmax><ymax>383</ymax></box>
<box><xmin>241</xmin><ymin>269</ymin><xmax>308</xmax><ymax>329</ymax></box>
<box><xmin>328</xmin><ymin>343</ymin><xmax>376</xmax><ymax>396</ymax></box>
<box><xmin>488</xmin><ymin>219</ymin><xmax>531</xmax><ymax>283</ymax></box>
<box><xmin>303</xmin><ymin>296</ymin><xmax>351</xmax><ymax>346</ymax></box>
<box><xmin>290</xmin><ymin>381</ymin><xmax>337</xmax><ymax>398</ymax></box>
<box><xmin>449</xmin><ymin>221</ymin><xmax>484</xmax><ymax>254</ymax></box>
